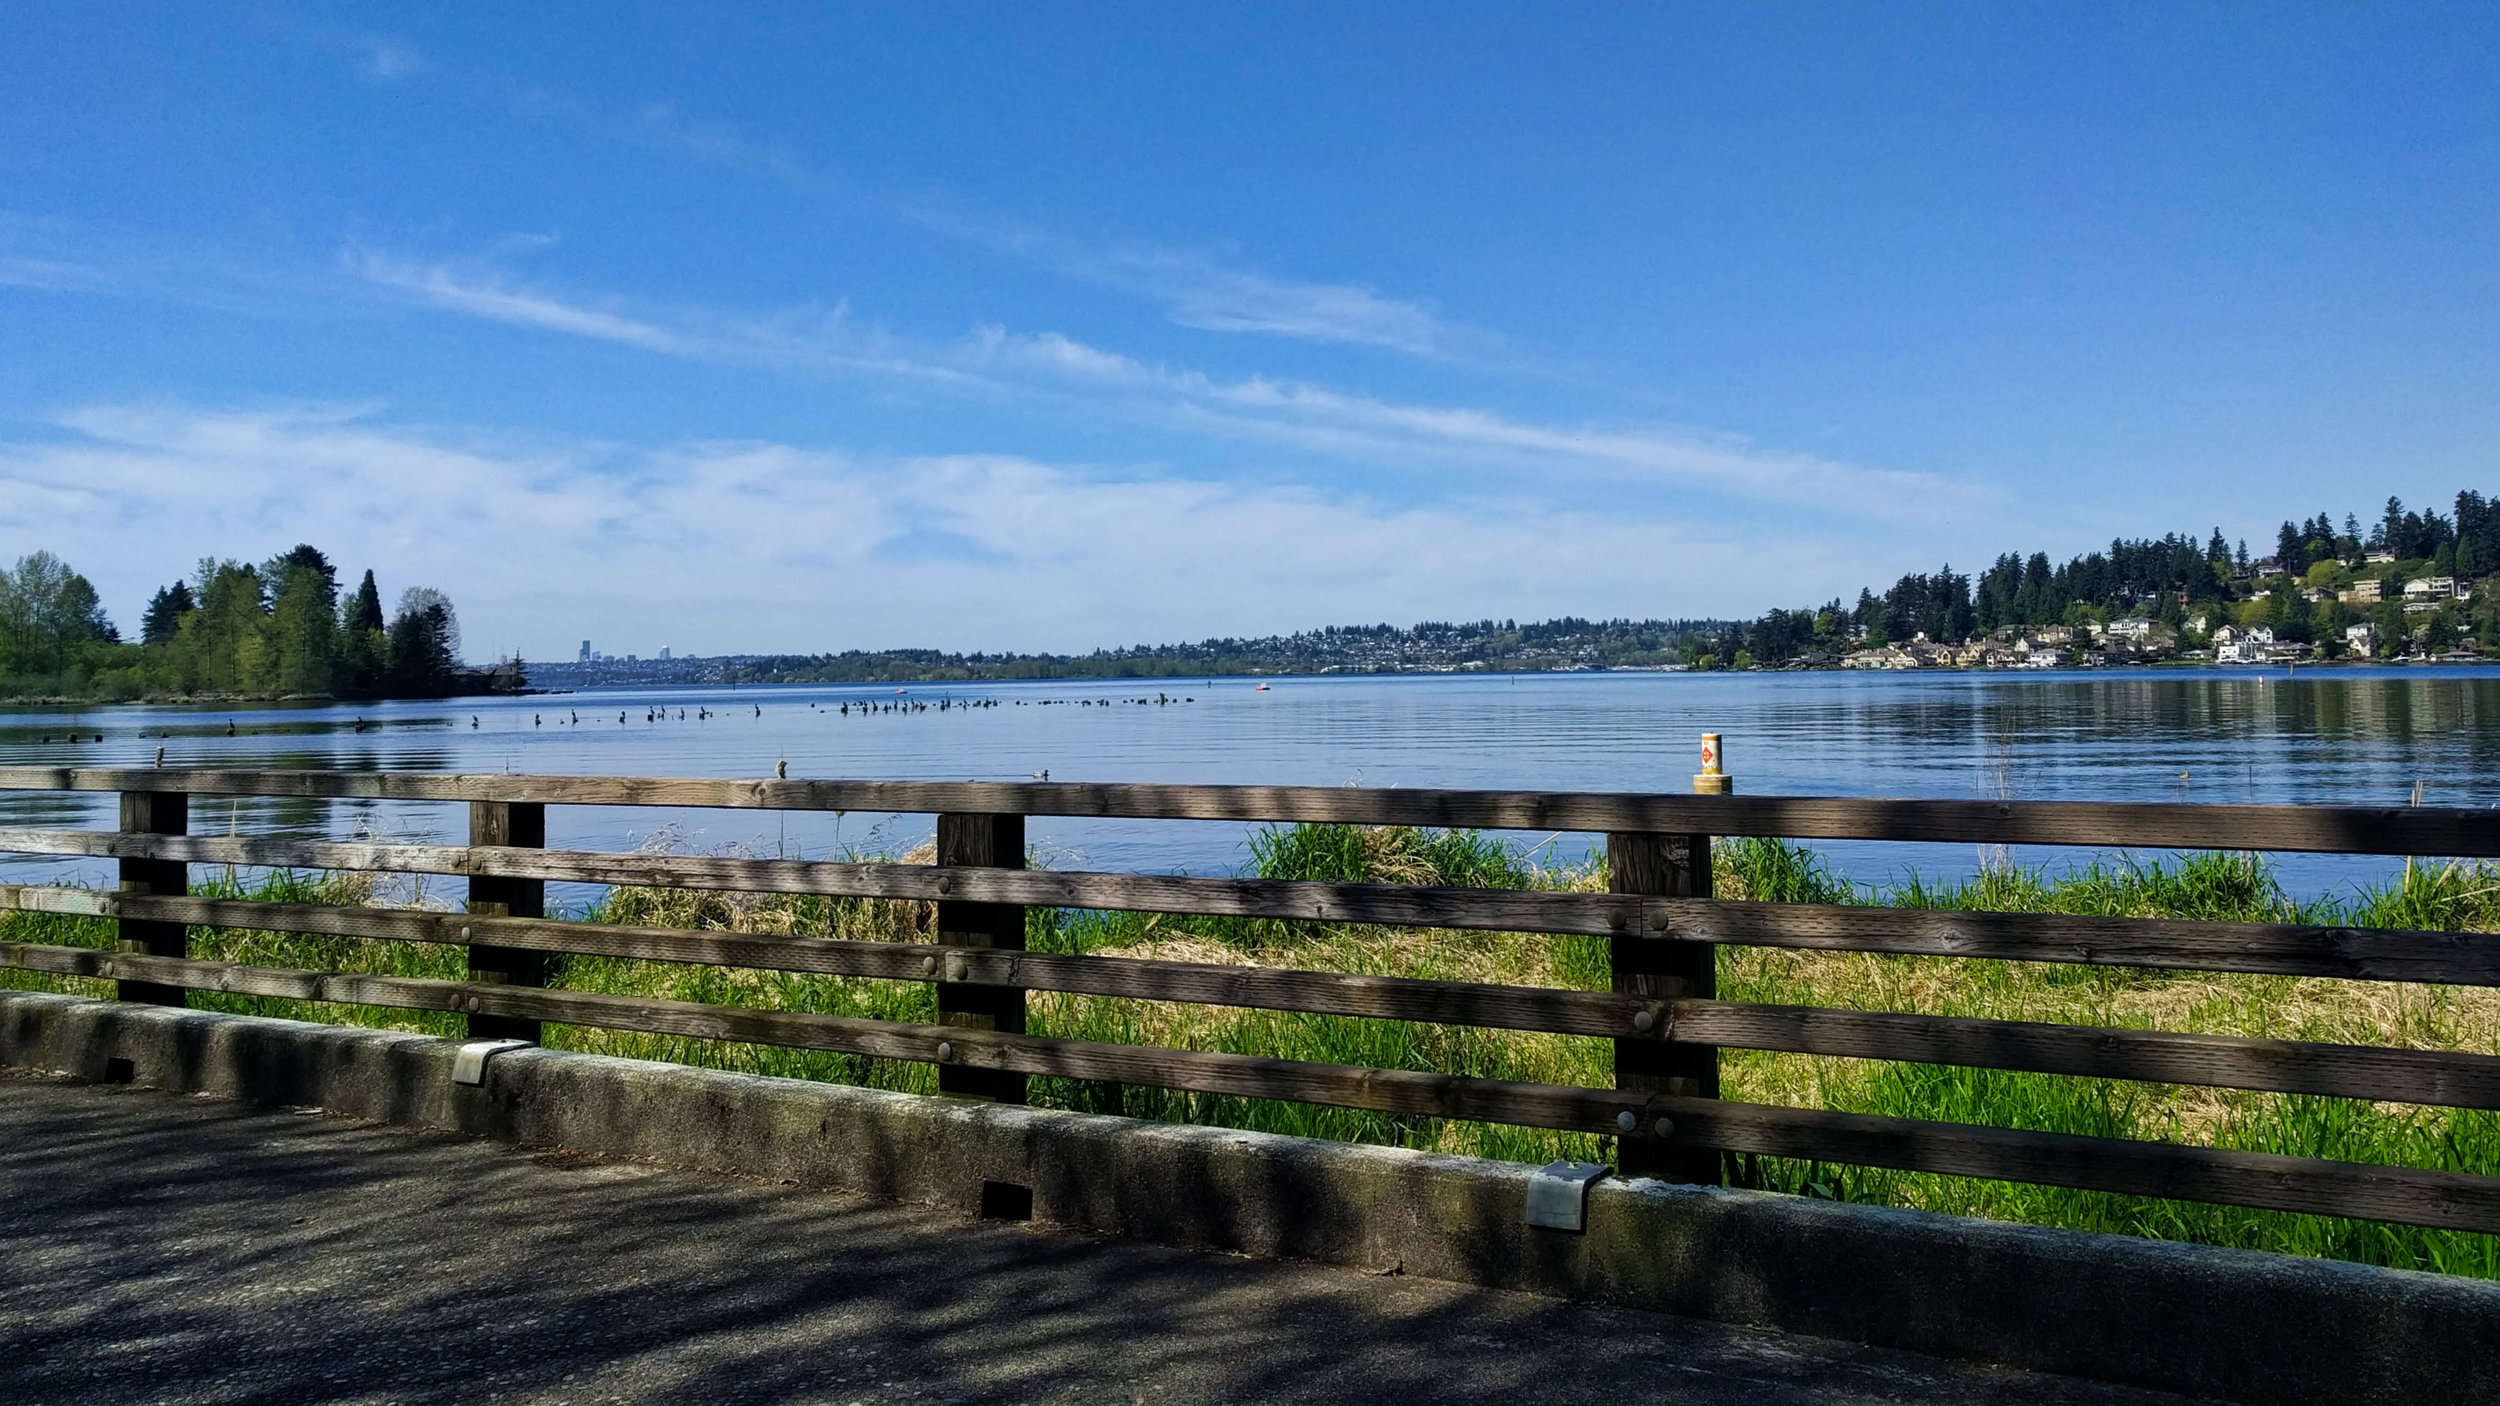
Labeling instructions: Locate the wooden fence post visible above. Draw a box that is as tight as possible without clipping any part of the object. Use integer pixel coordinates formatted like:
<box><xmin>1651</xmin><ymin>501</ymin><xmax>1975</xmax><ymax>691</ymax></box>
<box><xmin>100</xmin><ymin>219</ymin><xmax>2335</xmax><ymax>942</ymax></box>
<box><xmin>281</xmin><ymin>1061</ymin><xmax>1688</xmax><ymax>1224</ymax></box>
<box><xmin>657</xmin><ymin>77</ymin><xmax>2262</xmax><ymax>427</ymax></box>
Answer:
<box><xmin>465</xmin><ymin>801</ymin><xmax>546</xmax><ymax>1043</ymax></box>
<box><xmin>934</xmin><ymin>812</ymin><xmax>1027</xmax><ymax>1103</ymax></box>
<box><xmin>116</xmin><ymin>791</ymin><xmax>188</xmax><ymax>1006</ymax></box>
<box><xmin>1610</xmin><ymin>828</ymin><xmax>1719</xmax><ymax>1182</ymax></box>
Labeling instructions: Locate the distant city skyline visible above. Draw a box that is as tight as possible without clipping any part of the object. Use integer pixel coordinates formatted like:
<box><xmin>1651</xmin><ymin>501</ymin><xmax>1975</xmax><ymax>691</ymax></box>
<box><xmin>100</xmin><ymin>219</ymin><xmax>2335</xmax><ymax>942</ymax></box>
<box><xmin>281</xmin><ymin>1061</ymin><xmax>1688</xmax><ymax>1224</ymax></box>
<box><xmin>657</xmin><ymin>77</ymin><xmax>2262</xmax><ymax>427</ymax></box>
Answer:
<box><xmin>6</xmin><ymin>6</ymin><xmax>2498</xmax><ymax>659</ymax></box>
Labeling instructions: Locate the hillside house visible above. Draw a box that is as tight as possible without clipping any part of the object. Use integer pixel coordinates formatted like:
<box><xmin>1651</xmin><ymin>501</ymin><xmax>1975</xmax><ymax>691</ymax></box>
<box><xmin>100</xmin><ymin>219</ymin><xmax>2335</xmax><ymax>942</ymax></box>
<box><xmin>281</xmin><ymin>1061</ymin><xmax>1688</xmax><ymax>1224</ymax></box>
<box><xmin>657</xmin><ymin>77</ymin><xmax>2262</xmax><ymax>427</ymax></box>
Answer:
<box><xmin>2216</xmin><ymin>625</ymin><xmax>2275</xmax><ymax>666</ymax></box>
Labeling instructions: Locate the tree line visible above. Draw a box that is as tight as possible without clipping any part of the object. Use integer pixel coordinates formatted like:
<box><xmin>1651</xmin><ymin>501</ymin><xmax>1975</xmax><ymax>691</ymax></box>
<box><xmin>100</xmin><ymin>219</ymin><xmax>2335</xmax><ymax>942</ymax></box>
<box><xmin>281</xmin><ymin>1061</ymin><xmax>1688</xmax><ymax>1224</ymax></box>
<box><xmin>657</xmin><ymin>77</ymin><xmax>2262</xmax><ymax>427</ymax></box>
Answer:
<box><xmin>1689</xmin><ymin>488</ymin><xmax>2500</xmax><ymax>667</ymax></box>
<box><xmin>0</xmin><ymin>544</ymin><xmax>514</xmax><ymax>700</ymax></box>
<box><xmin>707</xmin><ymin>615</ymin><xmax>1721</xmax><ymax>684</ymax></box>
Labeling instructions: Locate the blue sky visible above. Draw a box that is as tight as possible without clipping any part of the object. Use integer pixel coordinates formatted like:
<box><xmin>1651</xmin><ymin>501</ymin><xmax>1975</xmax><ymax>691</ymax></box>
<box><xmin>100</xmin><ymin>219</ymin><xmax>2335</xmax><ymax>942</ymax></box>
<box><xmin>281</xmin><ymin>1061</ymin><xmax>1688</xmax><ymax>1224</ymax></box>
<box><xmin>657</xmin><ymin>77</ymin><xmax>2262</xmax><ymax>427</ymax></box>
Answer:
<box><xmin>3</xmin><ymin>4</ymin><xmax>2495</xmax><ymax>660</ymax></box>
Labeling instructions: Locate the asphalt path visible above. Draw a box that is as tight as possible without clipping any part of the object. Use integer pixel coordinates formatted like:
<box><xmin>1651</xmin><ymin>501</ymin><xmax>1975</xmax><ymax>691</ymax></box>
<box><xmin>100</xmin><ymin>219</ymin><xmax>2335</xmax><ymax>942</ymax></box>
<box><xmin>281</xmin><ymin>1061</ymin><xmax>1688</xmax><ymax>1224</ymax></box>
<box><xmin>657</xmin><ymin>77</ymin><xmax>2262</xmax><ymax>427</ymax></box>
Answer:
<box><xmin>0</xmin><ymin>1070</ymin><xmax>2204</xmax><ymax>1405</ymax></box>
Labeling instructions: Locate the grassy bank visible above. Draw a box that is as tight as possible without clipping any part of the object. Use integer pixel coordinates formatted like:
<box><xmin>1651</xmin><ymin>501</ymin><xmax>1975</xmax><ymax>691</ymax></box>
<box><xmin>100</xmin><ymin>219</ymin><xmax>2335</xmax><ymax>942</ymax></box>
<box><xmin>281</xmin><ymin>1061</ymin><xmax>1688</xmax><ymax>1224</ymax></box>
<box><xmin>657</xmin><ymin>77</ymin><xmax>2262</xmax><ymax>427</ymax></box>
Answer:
<box><xmin>5</xmin><ymin>826</ymin><xmax>2496</xmax><ymax>1277</ymax></box>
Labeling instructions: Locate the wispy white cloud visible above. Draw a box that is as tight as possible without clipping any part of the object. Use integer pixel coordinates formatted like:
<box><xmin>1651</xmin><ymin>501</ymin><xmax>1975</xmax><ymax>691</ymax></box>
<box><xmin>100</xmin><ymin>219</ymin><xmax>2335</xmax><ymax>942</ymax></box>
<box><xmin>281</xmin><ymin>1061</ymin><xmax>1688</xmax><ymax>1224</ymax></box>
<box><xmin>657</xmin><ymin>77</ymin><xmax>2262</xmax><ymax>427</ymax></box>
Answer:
<box><xmin>272</xmin><ymin>16</ymin><xmax>425</xmax><ymax>83</ymax></box>
<box><xmin>353</xmin><ymin>253</ymin><xmax>1953</xmax><ymax>520</ymax></box>
<box><xmin>627</xmin><ymin>102</ymin><xmax>836</xmax><ymax>200</ymax></box>
<box><xmin>612</xmin><ymin>103</ymin><xmax>1457</xmax><ymax>355</ymax></box>
<box><xmin>1060</xmin><ymin>245</ymin><xmax>1452</xmax><ymax>355</ymax></box>
<box><xmin>363</xmin><ymin>41</ymin><xmax>423</xmax><ymax>80</ymax></box>
<box><xmin>968</xmin><ymin>328</ymin><xmax>1955</xmax><ymax>517</ymax></box>
<box><xmin>353</xmin><ymin>251</ymin><xmax>986</xmax><ymax>387</ymax></box>
<box><xmin>0</xmin><ymin>255</ymin><xmax>111</xmax><ymax>294</ymax></box>
<box><xmin>0</xmin><ymin>405</ymin><xmax>1881</xmax><ymax>658</ymax></box>
<box><xmin>357</xmin><ymin>253</ymin><xmax>687</xmax><ymax>353</ymax></box>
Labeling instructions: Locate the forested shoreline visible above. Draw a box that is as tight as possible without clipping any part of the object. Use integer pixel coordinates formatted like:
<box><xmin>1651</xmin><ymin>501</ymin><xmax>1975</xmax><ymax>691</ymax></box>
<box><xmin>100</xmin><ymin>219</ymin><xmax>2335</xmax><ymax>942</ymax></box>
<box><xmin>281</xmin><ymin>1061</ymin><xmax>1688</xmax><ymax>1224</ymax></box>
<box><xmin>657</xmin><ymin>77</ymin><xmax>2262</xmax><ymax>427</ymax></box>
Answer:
<box><xmin>13</xmin><ymin>489</ymin><xmax>2497</xmax><ymax>702</ymax></box>
<box><xmin>1692</xmin><ymin>491</ymin><xmax>2500</xmax><ymax>668</ymax></box>
<box><xmin>0</xmin><ymin>545</ymin><xmax>516</xmax><ymax>702</ymax></box>
<box><xmin>555</xmin><ymin>489</ymin><xmax>2500</xmax><ymax>686</ymax></box>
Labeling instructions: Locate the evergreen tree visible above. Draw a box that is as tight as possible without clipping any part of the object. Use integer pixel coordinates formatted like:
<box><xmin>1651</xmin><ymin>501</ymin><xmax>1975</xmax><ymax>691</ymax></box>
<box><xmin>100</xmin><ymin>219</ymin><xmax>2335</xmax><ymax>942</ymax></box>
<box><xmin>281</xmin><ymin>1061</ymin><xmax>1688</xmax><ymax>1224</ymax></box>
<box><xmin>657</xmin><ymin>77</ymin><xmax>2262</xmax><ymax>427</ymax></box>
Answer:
<box><xmin>267</xmin><ymin>549</ymin><xmax>341</xmax><ymax>696</ymax></box>
<box><xmin>344</xmin><ymin>569</ymin><xmax>385</xmax><ymax>636</ymax></box>
<box><xmin>2019</xmin><ymin>552</ymin><xmax>2053</xmax><ymax>624</ymax></box>
<box><xmin>140</xmin><ymin>582</ymin><xmax>195</xmax><ymax>647</ymax></box>
<box><xmin>339</xmin><ymin>569</ymin><xmax>388</xmax><ymax>696</ymax></box>
<box><xmin>386</xmin><ymin>587</ymin><xmax>463</xmax><ymax>697</ymax></box>
<box><xmin>269</xmin><ymin>544</ymin><xmax>339</xmax><ymax>593</ymax></box>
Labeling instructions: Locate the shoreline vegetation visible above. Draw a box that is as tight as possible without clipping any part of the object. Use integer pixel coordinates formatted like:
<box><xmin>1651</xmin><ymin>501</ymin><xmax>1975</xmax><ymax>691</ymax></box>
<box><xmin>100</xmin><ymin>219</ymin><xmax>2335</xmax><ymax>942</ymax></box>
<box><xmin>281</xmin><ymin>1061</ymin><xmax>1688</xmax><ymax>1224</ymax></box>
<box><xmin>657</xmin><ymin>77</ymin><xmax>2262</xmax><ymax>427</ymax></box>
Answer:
<box><xmin>16</xmin><ymin>490</ymin><xmax>2499</xmax><ymax>700</ymax></box>
<box><xmin>0</xmin><ymin>544</ymin><xmax>523</xmax><ymax>703</ymax></box>
<box><xmin>5</xmin><ymin>822</ymin><xmax>2493</xmax><ymax>1277</ymax></box>
<box><xmin>537</xmin><ymin>489</ymin><xmax>2500</xmax><ymax>688</ymax></box>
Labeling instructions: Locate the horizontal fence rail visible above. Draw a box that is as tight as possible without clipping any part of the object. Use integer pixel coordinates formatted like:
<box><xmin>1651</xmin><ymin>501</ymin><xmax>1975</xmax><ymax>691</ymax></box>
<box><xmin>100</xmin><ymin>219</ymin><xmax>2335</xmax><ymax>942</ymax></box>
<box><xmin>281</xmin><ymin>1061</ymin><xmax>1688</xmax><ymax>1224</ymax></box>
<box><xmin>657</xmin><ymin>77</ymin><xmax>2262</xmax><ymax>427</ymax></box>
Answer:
<box><xmin>2</xmin><ymin>766</ymin><xmax>2498</xmax><ymax>855</ymax></box>
<box><xmin>4</xmin><ymin>938</ymin><xmax>2498</xmax><ymax>1233</ymax></box>
<box><xmin>7</xmin><ymin>885</ymin><xmax>2500</xmax><ymax>1111</ymax></box>
<box><xmin>0</xmin><ymin>767</ymin><xmax>2496</xmax><ymax>1236</ymax></box>
<box><xmin>4</xmin><ymin>828</ymin><xmax>2495</xmax><ymax>987</ymax></box>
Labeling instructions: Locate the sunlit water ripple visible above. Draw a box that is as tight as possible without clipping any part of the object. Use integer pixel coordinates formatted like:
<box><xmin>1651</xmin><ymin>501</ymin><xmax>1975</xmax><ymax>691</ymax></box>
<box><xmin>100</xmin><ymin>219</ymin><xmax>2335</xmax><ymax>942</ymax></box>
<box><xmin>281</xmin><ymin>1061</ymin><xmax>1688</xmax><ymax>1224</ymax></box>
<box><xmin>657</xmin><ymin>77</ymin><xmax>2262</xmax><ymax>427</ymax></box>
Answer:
<box><xmin>7</xmin><ymin>666</ymin><xmax>2498</xmax><ymax>905</ymax></box>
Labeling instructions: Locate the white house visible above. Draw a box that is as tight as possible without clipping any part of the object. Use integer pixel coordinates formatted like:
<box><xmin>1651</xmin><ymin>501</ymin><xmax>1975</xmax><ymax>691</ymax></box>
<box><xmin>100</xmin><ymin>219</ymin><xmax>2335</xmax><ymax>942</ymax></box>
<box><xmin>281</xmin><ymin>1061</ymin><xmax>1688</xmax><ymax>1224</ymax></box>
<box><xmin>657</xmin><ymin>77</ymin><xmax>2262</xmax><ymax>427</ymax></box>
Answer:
<box><xmin>2217</xmin><ymin>625</ymin><xmax>2275</xmax><ymax>665</ymax></box>
<box><xmin>2107</xmin><ymin>616</ymin><xmax>2157</xmax><ymax>643</ymax></box>
<box><xmin>2346</xmin><ymin>622</ymin><xmax>2377</xmax><ymax>654</ymax></box>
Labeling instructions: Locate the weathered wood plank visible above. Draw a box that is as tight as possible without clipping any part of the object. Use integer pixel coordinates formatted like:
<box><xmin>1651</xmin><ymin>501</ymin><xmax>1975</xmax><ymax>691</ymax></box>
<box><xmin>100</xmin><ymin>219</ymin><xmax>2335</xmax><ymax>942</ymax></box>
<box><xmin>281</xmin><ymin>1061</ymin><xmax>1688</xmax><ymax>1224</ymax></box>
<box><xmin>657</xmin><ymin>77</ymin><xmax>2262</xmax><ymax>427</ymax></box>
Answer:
<box><xmin>10</xmin><ymin>885</ymin><xmax>2500</xmax><ymax>1110</ymax></box>
<box><xmin>1654</xmin><ymin>900</ymin><xmax>2500</xmax><ymax>987</ymax></box>
<box><xmin>114</xmin><ymin>791</ymin><xmax>187</xmax><ymax>1007</ymax></box>
<box><xmin>6</xmin><ymin>828</ymin><xmax>2495</xmax><ymax>986</ymax></box>
<box><xmin>0</xmin><ymin>828</ymin><xmax>1670</xmax><ymax>937</ymax></box>
<box><xmin>1652</xmin><ymin>1095</ymin><xmax>2500</xmax><ymax>1233</ymax></box>
<box><xmin>464</xmin><ymin>800</ymin><xmax>546</xmax><ymax>1043</ymax></box>
<box><xmin>934</xmin><ymin>811</ymin><xmax>1026</xmax><ymax>1103</ymax></box>
<box><xmin>2</xmin><ymin>937</ymin><xmax>2495</xmax><ymax>1231</ymax></box>
<box><xmin>1612</xmin><ymin>829</ymin><xmax>1718</xmax><ymax>1181</ymax></box>
<box><xmin>0</xmin><ymin>768</ymin><xmax>2493</xmax><ymax>856</ymax></box>
<box><xmin>1665</xmin><ymin>1002</ymin><xmax>2500</xmax><ymax>1110</ymax></box>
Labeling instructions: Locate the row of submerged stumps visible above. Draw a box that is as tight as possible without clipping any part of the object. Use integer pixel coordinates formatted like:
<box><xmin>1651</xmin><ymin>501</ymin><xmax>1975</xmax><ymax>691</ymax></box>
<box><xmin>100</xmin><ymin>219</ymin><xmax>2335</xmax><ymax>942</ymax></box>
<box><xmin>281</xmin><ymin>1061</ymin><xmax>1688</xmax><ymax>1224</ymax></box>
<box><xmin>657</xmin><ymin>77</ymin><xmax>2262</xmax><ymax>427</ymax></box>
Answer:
<box><xmin>820</xmin><ymin>693</ymin><xmax>1198</xmax><ymax>715</ymax></box>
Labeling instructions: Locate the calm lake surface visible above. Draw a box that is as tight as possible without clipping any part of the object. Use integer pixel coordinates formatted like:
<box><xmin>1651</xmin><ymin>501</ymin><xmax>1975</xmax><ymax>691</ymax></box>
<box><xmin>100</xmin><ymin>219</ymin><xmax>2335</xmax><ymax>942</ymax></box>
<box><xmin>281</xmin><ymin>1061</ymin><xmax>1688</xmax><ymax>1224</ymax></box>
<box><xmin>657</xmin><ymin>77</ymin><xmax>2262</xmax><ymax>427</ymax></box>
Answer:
<box><xmin>7</xmin><ymin>667</ymin><xmax>2500</xmax><ymax>903</ymax></box>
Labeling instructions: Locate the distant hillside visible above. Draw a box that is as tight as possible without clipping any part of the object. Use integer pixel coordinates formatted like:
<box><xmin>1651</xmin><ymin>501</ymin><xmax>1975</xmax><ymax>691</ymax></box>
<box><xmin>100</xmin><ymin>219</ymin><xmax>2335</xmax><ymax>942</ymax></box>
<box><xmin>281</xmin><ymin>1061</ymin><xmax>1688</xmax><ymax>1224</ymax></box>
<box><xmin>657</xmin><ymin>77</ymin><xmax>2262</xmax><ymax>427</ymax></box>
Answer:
<box><xmin>526</xmin><ymin>617</ymin><xmax>1728</xmax><ymax>687</ymax></box>
<box><xmin>527</xmin><ymin>488</ymin><xmax>2500</xmax><ymax>686</ymax></box>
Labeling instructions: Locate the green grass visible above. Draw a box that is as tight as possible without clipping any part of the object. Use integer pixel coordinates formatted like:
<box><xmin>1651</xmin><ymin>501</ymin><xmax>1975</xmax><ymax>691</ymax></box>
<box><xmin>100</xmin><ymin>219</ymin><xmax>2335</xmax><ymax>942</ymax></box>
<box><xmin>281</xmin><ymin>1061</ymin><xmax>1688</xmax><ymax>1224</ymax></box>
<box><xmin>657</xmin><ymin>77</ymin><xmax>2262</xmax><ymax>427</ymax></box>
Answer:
<box><xmin>5</xmin><ymin>826</ymin><xmax>2496</xmax><ymax>1277</ymax></box>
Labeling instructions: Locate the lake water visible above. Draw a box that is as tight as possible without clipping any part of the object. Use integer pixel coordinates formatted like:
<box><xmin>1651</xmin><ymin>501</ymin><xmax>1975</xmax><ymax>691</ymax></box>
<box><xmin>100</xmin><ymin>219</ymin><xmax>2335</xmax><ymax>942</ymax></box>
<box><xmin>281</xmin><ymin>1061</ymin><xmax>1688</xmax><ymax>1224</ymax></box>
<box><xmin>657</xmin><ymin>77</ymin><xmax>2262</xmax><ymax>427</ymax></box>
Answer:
<box><xmin>6</xmin><ymin>667</ymin><xmax>2500</xmax><ymax>904</ymax></box>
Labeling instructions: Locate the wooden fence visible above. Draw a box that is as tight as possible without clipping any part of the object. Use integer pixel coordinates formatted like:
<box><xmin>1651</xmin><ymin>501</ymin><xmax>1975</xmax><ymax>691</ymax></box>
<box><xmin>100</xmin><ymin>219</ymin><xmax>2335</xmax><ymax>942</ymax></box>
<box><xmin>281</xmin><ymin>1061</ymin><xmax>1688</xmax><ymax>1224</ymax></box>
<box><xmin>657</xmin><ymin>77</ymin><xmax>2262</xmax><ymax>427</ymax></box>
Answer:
<box><xmin>0</xmin><ymin>766</ymin><xmax>2496</xmax><ymax>1230</ymax></box>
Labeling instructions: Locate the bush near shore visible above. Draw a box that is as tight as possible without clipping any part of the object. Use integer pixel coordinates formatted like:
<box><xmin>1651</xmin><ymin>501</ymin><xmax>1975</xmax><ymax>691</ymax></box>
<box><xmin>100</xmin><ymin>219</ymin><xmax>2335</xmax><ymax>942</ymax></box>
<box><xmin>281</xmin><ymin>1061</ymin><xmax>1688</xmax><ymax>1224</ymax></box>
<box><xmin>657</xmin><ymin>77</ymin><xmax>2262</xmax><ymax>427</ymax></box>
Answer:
<box><xmin>6</xmin><ymin>825</ymin><xmax>2497</xmax><ymax>1277</ymax></box>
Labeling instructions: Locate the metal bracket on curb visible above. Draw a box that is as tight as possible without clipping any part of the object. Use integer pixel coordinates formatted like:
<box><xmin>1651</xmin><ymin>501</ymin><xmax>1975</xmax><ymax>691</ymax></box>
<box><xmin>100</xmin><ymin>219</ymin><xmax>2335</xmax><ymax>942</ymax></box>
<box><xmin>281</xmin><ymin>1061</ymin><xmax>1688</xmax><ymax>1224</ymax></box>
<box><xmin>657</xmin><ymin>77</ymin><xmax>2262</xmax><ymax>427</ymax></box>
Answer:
<box><xmin>451</xmin><ymin>1039</ymin><xmax>533</xmax><ymax>1087</ymax></box>
<box><xmin>1525</xmin><ymin>1160</ymin><xmax>1610</xmax><ymax>1232</ymax></box>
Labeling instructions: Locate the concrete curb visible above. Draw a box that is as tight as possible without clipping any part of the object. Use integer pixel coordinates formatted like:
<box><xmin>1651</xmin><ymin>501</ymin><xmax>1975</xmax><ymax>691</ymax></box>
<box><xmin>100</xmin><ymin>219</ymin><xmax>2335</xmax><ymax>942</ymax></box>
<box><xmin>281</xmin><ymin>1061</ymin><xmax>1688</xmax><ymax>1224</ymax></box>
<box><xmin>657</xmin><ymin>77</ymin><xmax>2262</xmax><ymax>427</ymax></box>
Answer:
<box><xmin>4</xmin><ymin>990</ymin><xmax>2493</xmax><ymax>1404</ymax></box>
